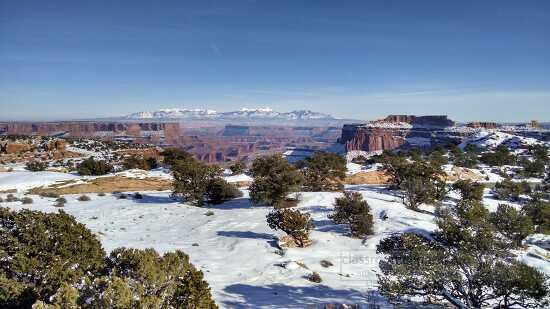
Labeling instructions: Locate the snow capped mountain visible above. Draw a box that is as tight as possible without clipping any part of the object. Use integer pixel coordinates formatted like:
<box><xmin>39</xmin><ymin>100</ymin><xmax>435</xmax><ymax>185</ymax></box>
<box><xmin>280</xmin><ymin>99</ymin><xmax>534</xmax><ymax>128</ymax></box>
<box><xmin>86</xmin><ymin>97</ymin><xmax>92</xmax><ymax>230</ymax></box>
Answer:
<box><xmin>123</xmin><ymin>108</ymin><xmax>335</xmax><ymax>121</ymax></box>
<box><xmin>125</xmin><ymin>109</ymin><xmax>218</xmax><ymax>119</ymax></box>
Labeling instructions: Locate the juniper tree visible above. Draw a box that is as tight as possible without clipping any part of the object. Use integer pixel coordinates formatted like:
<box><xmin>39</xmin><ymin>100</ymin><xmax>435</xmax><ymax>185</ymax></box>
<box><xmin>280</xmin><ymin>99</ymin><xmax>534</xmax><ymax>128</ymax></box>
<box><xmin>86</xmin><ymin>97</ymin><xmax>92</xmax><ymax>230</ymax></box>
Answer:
<box><xmin>77</xmin><ymin>157</ymin><xmax>113</xmax><ymax>176</ymax></box>
<box><xmin>266</xmin><ymin>208</ymin><xmax>313</xmax><ymax>247</ymax></box>
<box><xmin>171</xmin><ymin>158</ymin><xmax>222</xmax><ymax>206</ymax></box>
<box><xmin>298</xmin><ymin>151</ymin><xmax>346</xmax><ymax>191</ymax></box>
<box><xmin>329</xmin><ymin>191</ymin><xmax>374</xmax><ymax>237</ymax></box>
<box><xmin>377</xmin><ymin>199</ymin><xmax>548</xmax><ymax>308</ymax></box>
<box><xmin>249</xmin><ymin>154</ymin><xmax>303</xmax><ymax>207</ymax></box>
<box><xmin>451</xmin><ymin>179</ymin><xmax>484</xmax><ymax>202</ymax></box>
<box><xmin>490</xmin><ymin>204</ymin><xmax>534</xmax><ymax>248</ymax></box>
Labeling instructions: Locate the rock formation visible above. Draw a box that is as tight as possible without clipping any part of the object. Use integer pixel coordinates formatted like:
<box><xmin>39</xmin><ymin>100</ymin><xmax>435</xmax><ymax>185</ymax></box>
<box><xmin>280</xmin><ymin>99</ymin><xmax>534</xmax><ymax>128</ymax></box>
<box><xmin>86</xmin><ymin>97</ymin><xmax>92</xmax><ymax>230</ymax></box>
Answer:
<box><xmin>339</xmin><ymin>115</ymin><xmax>460</xmax><ymax>152</ymax></box>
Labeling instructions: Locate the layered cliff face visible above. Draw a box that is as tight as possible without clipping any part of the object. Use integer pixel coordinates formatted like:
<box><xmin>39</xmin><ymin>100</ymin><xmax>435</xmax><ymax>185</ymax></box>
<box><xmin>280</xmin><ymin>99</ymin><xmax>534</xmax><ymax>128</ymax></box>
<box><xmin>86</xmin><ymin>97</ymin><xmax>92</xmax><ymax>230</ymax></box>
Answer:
<box><xmin>339</xmin><ymin>115</ymin><xmax>460</xmax><ymax>152</ymax></box>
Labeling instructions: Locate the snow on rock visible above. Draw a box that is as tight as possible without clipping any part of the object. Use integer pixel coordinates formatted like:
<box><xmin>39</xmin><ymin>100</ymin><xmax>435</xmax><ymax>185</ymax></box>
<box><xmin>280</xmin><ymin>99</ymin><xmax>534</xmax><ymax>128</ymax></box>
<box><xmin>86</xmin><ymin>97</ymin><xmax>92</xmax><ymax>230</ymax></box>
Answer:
<box><xmin>459</xmin><ymin>130</ymin><xmax>541</xmax><ymax>150</ymax></box>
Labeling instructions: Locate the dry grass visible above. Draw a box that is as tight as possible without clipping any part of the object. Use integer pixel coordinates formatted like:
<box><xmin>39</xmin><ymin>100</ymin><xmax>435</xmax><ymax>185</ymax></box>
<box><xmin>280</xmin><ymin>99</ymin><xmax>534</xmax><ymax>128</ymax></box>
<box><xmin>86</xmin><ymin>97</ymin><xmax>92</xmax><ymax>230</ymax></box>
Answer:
<box><xmin>29</xmin><ymin>176</ymin><xmax>172</xmax><ymax>195</ymax></box>
<box><xmin>345</xmin><ymin>170</ymin><xmax>391</xmax><ymax>185</ymax></box>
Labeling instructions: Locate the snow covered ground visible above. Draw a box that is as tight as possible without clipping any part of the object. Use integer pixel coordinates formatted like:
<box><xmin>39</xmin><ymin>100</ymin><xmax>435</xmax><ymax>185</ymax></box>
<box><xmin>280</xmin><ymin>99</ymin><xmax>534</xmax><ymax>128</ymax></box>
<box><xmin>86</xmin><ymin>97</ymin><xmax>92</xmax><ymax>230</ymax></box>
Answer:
<box><xmin>2</xmin><ymin>180</ymin><xmax>548</xmax><ymax>308</ymax></box>
<box><xmin>0</xmin><ymin>171</ymin><xmax>80</xmax><ymax>192</ymax></box>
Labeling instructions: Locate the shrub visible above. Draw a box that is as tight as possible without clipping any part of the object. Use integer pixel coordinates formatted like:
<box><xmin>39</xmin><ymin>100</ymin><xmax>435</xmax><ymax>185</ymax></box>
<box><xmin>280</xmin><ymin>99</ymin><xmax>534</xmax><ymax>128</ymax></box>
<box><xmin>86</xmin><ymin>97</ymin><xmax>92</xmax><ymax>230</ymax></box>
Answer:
<box><xmin>133</xmin><ymin>192</ymin><xmax>143</xmax><ymax>199</ymax></box>
<box><xmin>266</xmin><ymin>208</ymin><xmax>313</xmax><ymax>247</ymax></box>
<box><xmin>162</xmin><ymin>148</ymin><xmax>194</xmax><ymax>166</ymax></box>
<box><xmin>25</xmin><ymin>160</ymin><xmax>48</xmax><ymax>172</ymax></box>
<box><xmin>528</xmin><ymin>144</ymin><xmax>549</xmax><ymax>163</ymax></box>
<box><xmin>490</xmin><ymin>204</ymin><xmax>534</xmax><ymax>248</ymax></box>
<box><xmin>229</xmin><ymin>161</ymin><xmax>246</xmax><ymax>175</ymax></box>
<box><xmin>39</xmin><ymin>192</ymin><xmax>60</xmax><ymax>198</ymax></box>
<box><xmin>0</xmin><ymin>208</ymin><xmax>218</xmax><ymax>308</ymax></box>
<box><xmin>520</xmin><ymin>158</ymin><xmax>546</xmax><ymax>178</ymax></box>
<box><xmin>385</xmin><ymin>159</ymin><xmax>447</xmax><ymax>210</ymax></box>
<box><xmin>493</xmin><ymin>179</ymin><xmax>530</xmax><ymax>201</ymax></box>
<box><xmin>480</xmin><ymin>145</ymin><xmax>516</xmax><ymax>166</ymax></box>
<box><xmin>171</xmin><ymin>157</ymin><xmax>222</xmax><ymax>206</ymax></box>
<box><xmin>79</xmin><ymin>248</ymin><xmax>217</xmax><ymax>308</ymax></box>
<box><xmin>205</xmin><ymin>178</ymin><xmax>243</xmax><ymax>204</ymax></box>
<box><xmin>54</xmin><ymin>197</ymin><xmax>67</xmax><ymax>207</ymax></box>
<box><xmin>377</xmin><ymin>197</ymin><xmax>548</xmax><ymax>308</ymax></box>
<box><xmin>118</xmin><ymin>194</ymin><xmax>127</xmax><ymax>199</ymax></box>
<box><xmin>0</xmin><ymin>208</ymin><xmax>105</xmax><ymax>307</ymax></box>
<box><xmin>329</xmin><ymin>191</ymin><xmax>374</xmax><ymax>237</ymax></box>
<box><xmin>306</xmin><ymin>272</ymin><xmax>322</xmax><ymax>283</ymax></box>
<box><xmin>523</xmin><ymin>200</ymin><xmax>550</xmax><ymax>234</ymax></box>
<box><xmin>21</xmin><ymin>197</ymin><xmax>33</xmax><ymax>204</ymax></box>
<box><xmin>320</xmin><ymin>260</ymin><xmax>333</xmax><ymax>268</ymax></box>
<box><xmin>122</xmin><ymin>156</ymin><xmax>158</xmax><ymax>171</ymax></box>
<box><xmin>77</xmin><ymin>195</ymin><xmax>91</xmax><ymax>202</ymax></box>
<box><xmin>451</xmin><ymin>179</ymin><xmax>484</xmax><ymax>202</ymax></box>
<box><xmin>6</xmin><ymin>194</ymin><xmax>18</xmax><ymax>202</ymax></box>
<box><xmin>97</xmin><ymin>192</ymin><xmax>106</xmax><ymax>197</ymax></box>
<box><xmin>428</xmin><ymin>148</ymin><xmax>448</xmax><ymax>167</ymax></box>
<box><xmin>298</xmin><ymin>151</ymin><xmax>346</xmax><ymax>191</ymax></box>
<box><xmin>249</xmin><ymin>154</ymin><xmax>303</xmax><ymax>207</ymax></box>
<box><xmin>77</xmin><ymin>157</ymin><xmax>113</xmax><ymax>176</ymax></box>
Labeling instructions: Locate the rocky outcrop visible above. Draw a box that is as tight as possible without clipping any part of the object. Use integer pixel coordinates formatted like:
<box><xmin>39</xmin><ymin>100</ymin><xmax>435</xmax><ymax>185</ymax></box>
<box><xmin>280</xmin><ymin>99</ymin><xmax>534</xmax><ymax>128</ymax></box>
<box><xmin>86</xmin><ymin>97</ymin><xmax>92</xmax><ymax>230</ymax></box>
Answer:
<box><xmin>380</xmin><ymin>115</ymin><xmax>455</xmax><ymax>127</ymax></box>
<box><xmin>340</xmin><ymin>126</ymin><xmax>406</xmax><ymax>152</ymax></box>
<box><xmin>339</xmin><ymin>115</ymin><xmax>460</xmax><ymax>152</ymax></box>
<box><xmin>467</xmin><ymin>122</ymin><xmax>499</xmax><ymax>129</ymax></box>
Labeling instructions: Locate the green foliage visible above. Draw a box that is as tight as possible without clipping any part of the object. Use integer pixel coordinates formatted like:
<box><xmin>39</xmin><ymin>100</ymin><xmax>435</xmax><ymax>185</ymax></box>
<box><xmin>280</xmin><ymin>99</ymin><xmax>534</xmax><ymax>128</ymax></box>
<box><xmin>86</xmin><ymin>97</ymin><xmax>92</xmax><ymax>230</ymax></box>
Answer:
<box><xmin>428</xmin><ymin>148</ymin><xmax>448</xmax><ymax>167</ymax></box>
<box><xmin>266</xmin><ymin>208</ymin><xmax>313</xmax><ymax>247</ymax></box>
<box><xmin>493</xmin><ymin>179</ymin><xmax>531</xmax><ymax>201</ymax></box>
<box><xmin>380</xmin><ymin>153</ymin><xmax>447</xmax><ymax>210</ymax></box>
<box><xmin>490</xmin><ymin>204</ymin><xmax>534</xmax><ymax>248</ymax></box>
<box><xmin>122</xmin><ymin>155</ymin><xmax>158</xmax><ymax>171</ymax></box>
<box><xmin>298</xmin><ymin>152</ymin><xmax>346</xmax><ymax>191</ymax></box>
<box><xmin>0</xmin><ymin>208</ymin><xmax>105</xmax><ymax>307</ymax></box>
<box><xmin>451</xmin><ymin>179</ymin><xmax>484</xmax><ymax>202</ymax></box>
<box><xmin>162</xmin><ymin>148</ymin><xmax>194</xmax><ymax>166</ymax></box>
<box><xmin>528</xmin><ymin>144</ymin><xmax>549</xmax><ymax>163</ymax></box>
<box><xmin>480</xmin><ymin>145</ymin><xmax>516</xmax><ymax>166</ymax></box>
<box><xmin>205</xmin><ymin>178</ymin><xmax>243</xmax><ymax>204</ymax></box>
<box><xmin>249</xmin><ymin>154</ymin><xmax>303</xmax><ymax>206</ymax></box>
<box><xmin>77</xmin><ymin>157</ymin><xmax>113</xmax><ymax>176</ymax></box>
<box><xmin>377</xmin><ymin>197</ymin><xmax>548</xmax><ymax>308</ymax></box>
<box><xmin>520</xmin><ymin>158</ymin><xmax>546</xmax><ymax>178</ymax></box>
<box><xmin>523</xmin><ymin>200</ymin><xmax>550</xmax><ymax>234</ymax></box>
<box><xmin>25</xmin><ymin>160</ymin><xmax>48</xmax><ymax>172</ymax></box>
<box><xmin>452</xmin><ymin>151</ymin><xmax>479</xmax><ymax>168</ymax></box>
<box><xmin>329</xmin><ymin>191</ymin><xmax>374</xmax><ymax>237</ymax></box>
<box><xmin>229</xmin><ymin>161</ymin><xmax>246</xmax><ymax>175</ymax></box>
<box><xmin>0</xmin><ymin>208</ymin><xmax>218</xmax><ymax>308</ymax></box>
<box><xmin>77</xmin><ymin>195</ymin><xmax>91</xmax><ymax>202</ymax></box>
<box><xmin>171</xmin><ymin>158</ymin><xmax>222</xmax><ymax>206</ymax></box>
<box><xmin>80</xmin><ymin>248</ymin><xmax>217</xmax><ymax>308</ymax></box>
<box><xmin>21</xmin><ymin>197</ymin><xmax>33</xmax><ymax>204</ymax></box>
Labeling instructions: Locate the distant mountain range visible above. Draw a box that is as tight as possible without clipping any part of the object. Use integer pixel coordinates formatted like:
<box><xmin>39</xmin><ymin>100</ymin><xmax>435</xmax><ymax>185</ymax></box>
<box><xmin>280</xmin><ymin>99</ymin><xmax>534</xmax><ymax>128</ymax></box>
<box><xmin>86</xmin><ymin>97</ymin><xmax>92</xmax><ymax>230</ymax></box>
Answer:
<box><xmin>123</xmin><ymin>108</ymin><xmax>337</xmax><ymax>121</ymax></box>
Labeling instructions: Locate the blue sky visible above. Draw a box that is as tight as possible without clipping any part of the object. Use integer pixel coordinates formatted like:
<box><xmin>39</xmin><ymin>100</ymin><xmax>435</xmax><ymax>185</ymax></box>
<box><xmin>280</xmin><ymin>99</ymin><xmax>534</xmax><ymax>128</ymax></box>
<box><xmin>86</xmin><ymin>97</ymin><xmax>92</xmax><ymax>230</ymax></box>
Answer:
<box><xmin>1</xmin><ymin>0</ymin><xmax>549</xmax><ymax>122</ymax></box>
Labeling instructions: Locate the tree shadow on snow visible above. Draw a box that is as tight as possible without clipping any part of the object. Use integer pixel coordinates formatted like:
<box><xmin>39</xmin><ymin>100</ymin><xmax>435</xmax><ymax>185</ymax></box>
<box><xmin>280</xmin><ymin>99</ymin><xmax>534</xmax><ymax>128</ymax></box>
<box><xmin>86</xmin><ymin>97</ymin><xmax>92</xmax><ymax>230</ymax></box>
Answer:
<box><xmin>216</xmin><ymin>231</ymin><xmax>279</xmax><ymax>248</ymax></box>
<box><xmin>207</xmin><ymin>197</ymin><xmax>252</xmax><ymax>210</ymax></box>
<box><xmin>222</xmin><ymin>283</ymin><xmax>374</xmax><ymax>308</ymax></box>
<box><xmin>312</xmin><ymin>219</ymin><xmax>348</xmax><ymax>235</ymax></box>
<box><xmin>132</xmin><ymin>194</ymin><xmax>178</xmax><ymax>204</ymax></box>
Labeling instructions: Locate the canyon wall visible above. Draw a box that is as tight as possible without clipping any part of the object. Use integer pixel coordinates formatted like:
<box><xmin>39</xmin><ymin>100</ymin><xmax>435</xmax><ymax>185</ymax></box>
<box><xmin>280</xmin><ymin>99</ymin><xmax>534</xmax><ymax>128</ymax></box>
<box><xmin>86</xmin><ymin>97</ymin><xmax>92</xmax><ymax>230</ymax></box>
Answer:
<box><xmin>340</xmin><ymin>115</ymin><xmax>461</xmax><ymax>152</ymax></box>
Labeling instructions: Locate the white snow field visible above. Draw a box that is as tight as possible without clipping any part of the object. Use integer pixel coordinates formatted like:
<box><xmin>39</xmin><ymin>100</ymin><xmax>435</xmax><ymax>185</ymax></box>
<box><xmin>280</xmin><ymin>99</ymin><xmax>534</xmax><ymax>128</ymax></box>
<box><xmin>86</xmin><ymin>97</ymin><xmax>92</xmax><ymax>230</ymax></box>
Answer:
<box><xmin>2</xmin><ymin>181</ymin><xmax>548</xmax><ymax>308</ymax></box>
